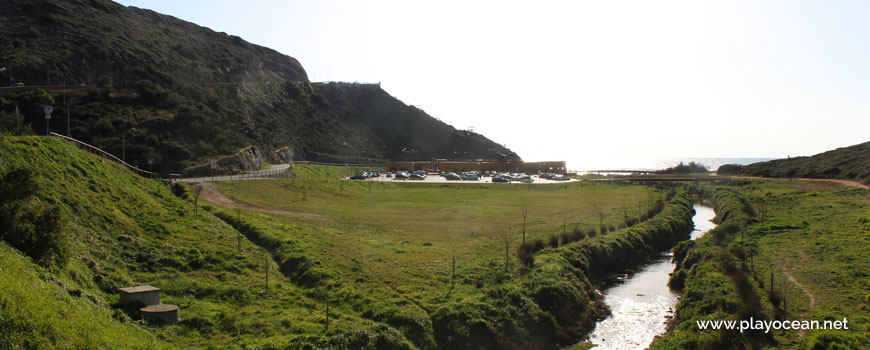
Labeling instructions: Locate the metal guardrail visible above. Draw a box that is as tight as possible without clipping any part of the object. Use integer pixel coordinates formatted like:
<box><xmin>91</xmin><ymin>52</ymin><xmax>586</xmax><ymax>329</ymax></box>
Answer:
<box><xmin>293</xmin><ymin>160</ymin><xmax>384</xmax><ymax>167</ymax></box>
<box><xmin>177</xmin><ymin>165</ymin><xmax>292</xmax><ymax>183</ymax></box>
<box><xmin>49</xmin><ymin>132</ymin><xmax>181</xmax><ymax>180</ymax></box>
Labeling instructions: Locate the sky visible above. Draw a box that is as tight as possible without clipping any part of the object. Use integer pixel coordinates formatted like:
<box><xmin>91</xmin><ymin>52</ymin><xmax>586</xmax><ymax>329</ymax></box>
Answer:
<box><xmin>116</xmin><ymin>0</ymin><xmax>870</xmax><ymax>170</ymax></box>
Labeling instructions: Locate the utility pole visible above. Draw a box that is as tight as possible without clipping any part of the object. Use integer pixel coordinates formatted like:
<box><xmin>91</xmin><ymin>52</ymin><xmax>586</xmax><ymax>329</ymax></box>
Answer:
<box><xmin>15</xmin><ymin>105</ymin><xmax>20</xmax><ymax>136</ymax></box>
<box><xmin>66</xmin><ymin>97</ymin><xmax>71</xmax><ymax>137</ymax></box>
<box><xmin>62</xmin><ymin>79</ymin><xmax>66</xmax><ymax>135</ymax></box>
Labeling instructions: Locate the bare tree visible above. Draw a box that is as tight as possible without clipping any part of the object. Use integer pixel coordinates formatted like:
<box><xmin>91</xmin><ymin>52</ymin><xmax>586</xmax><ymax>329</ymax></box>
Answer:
<box><xmin>451</xmin><ymin>245</ymin><xmax>457</xmax><ymax>288</ymax></box>
<box><xmin>236</xmin><ymin>207</ymin><xmax>242</xmax><ymax>253</ymax></box>
<box><xmin>521</xmin><ymin>208</ymin><xmax>528</xmax><ymax>245</ymax></box>
<box><xmin>264</xmin><ymin>253</ymin><xmax>270</xmax><ymax>294</ymax></box>
<box><xmin>497</xmin><ymin>231</ymin><xmax>511</xmax><ymax>274</ymax></box>
<box><xmin>591</xmin><ymin>203</ymin><xmax>606</xmax><ymax>227</ymax></box>
<box><xmin>193</xmin><ymin>184</ymin><xmax>203</xmax><ymax>218</ymax></box>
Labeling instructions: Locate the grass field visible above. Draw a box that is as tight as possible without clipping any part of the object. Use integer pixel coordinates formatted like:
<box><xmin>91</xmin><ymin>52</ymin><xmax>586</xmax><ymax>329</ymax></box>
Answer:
<box><xmin>1</xmin><ymin>136</ymin><xmax>670</xmax><ymax>349</ymax></box>
<box><xmin>655</xmin><ymin>180</ymin><xmax>870</xmax><ymax>350</ymax></box>
<box><xmin>742</xmin><ymin>180</ymin><xmax>870</xmax><ymax>348</ymax></box>
<box><xmin>211</xmin><ymin>166</ymin><xmax>658</xmax><ymax>307</ymax></box>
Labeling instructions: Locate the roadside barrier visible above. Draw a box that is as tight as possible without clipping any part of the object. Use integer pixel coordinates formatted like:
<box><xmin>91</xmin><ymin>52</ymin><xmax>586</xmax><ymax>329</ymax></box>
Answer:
<box><xmin>49</xmin><ymin>132</ymin><xmax>181</xmax><ymax>180</ymax></box>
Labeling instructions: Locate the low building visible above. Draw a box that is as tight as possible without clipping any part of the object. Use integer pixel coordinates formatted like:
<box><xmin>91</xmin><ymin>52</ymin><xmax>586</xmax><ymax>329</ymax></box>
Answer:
<box><xmin>385</xmin><ymin>159</ymin><xmax>566</xmax><ymax>174</ymax></box>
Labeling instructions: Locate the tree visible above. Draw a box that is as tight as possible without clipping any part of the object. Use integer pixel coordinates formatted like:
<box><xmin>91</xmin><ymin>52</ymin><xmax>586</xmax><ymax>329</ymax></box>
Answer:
<box><xmin>0</xmin><ymin>168</ymin><xmax>69</xmax><ymax>267</ymax></box>
<box><xmin>591</xmin><ymin>203</ymin><xmax>605</xmax><ymax>227</ymax></box>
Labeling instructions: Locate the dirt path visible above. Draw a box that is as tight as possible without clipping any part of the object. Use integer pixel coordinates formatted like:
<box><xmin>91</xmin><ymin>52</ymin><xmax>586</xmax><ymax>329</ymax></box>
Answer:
<box><xmin>195</xmin><ymin>182</ymin><xmax>324</xmax><ymax>218</ymax></box>
<box><xmin>783</xmin><ymin>268</ymin><xmax>817</xmax><ymax>339</ymax></box>
<box><xmin>734</xmin><ymin>176</ymin><xmax>869</xmax><ymax>189</ymax></box>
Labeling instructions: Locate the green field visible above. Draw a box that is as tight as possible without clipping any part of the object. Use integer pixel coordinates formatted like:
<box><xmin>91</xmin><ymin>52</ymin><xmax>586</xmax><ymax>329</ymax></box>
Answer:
<box><xmin>1</xmin><ymin>136</ymin><xmax>672</xmax><ymax>349</ymax></box>
<box><xmin>743</xmin><ymin>180</ymin><xmax>870</xmax><ymax>348</ymax></box>
<box><xmin>212</xmin><ymin>168</ymin><xmax>656</xmax><ymax>304</ymax></box>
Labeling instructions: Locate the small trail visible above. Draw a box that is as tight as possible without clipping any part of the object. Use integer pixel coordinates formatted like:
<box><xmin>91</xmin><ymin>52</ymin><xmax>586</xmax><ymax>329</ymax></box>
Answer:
<box><xmin>783</xmin><ymin>269</ymin><xmax>816</xmax><ymax>338</ymax></box>
<box><xmin>196</xmin><ymin>182</ymin><xmax>324</xmax><ymax>218</ymax></box>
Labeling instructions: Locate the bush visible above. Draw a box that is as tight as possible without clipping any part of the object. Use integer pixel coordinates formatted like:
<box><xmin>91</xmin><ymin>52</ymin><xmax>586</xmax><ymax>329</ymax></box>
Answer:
<box><xmin>809</xmin><ymin>330</ymin><xmax>857</xmax><ymax>350</ymax></box>
<box><xmin>716</xmin><ymin>164</ymin><xmax>743</xmax><ymax>175</ymax></box>
<box><xmin>0</xmin><ymin>168</ymin><xmax>69</xmax><ymax>267</ymax></box>
<box><xmin>548</xmin><ymin>235</ymin><xmax>560</xmax><ymax>248</ymax></box>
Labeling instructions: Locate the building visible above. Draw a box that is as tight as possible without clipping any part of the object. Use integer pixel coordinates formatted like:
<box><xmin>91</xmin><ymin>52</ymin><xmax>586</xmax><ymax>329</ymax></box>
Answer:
<box><xmin>385</xmin><ymin>159</ymin><xmax>567</xmax><ymax>174</ymax></box>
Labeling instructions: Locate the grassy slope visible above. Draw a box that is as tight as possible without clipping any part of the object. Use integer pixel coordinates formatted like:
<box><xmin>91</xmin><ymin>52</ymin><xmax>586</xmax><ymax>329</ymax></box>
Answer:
<box><xmin>744</xmin><ymin>180</ymin><xmax>870</xmax><ymax>348</ymax></box>
<box><xmin>740</xmin><ymin>141</ymin><xmax>870</xmax><ymax>181</ymax></box>
<box><xmin>0</xmin><ymin>243</ymin><xmax>163</xmax><ymax>349</ymax></box>
<box><xmin>0</xmin><ymin>136</ymin><xmax>414</xmax><ymax>349</ymax></box>
<box><xmin>656</xmin><ymin>181</ymin><xmax>870</xmax><ymax>350</ymax></box>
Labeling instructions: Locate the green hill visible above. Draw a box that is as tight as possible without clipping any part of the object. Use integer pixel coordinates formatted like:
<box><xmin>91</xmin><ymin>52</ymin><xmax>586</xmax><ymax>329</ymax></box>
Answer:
<box><xmin>0</xmin><ymin>136</ymin><xmax>415</xmax><ymax>349</ymax></box>
<box><xmin>740</xmin><ymin>141</ymin><xmax>870</xmax><ymax>182</ymax></box>
<box><xmin>0</xmin><ymin>0</ymin><xmax>516</xmax><ymax>173</ymax></box>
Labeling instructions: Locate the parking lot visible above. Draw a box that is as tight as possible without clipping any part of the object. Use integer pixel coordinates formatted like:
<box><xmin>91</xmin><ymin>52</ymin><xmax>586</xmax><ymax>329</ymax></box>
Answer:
<box><xmin>349</xmin><ymin>173</ymin><xmax>579</xmax><ymax>184</ymax></box>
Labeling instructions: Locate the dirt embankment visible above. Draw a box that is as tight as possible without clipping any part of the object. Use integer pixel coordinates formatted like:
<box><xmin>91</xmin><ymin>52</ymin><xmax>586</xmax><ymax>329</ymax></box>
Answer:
<box><xmin>195</xmin><ymin>182</ymin><xmax>323</xmax><ymax>218</ymax></box>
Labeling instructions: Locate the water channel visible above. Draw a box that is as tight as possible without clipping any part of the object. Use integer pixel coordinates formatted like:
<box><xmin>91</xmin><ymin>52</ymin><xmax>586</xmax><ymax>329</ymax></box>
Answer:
<box><xmin>584</xmin><ymin>204</ymin><xmax>717</xmax><ymax>349</ymax></box>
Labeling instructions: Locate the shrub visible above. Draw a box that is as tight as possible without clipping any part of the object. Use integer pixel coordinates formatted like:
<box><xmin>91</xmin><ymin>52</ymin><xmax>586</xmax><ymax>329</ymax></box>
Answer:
<box><xmin>548</xmin><ymin>235</ymin><xmax>560</xmax><ymax>248</ymax></box>
<box><xmin>809</xmin><ymin>330</ymin><xmax>856</xmax><ymax>350</ymax></box>
<box><xmin>717</xmin><ymin>164</ymin><xmax>743</xmax><ymax>175</ymax></box>
<box><xmin>516</xmin><ymin>244</ymin><xmax>535</xmax><ymax>267</ymax></box>
<box><xmin>586</xmin><ymin>228</ymin><xmax>597</xmax><ymax>238</ymax></box>
<box><xmin>0</xmin><ymin>168</ymin><xmax>69</xmax><ymax>267</ymax></box>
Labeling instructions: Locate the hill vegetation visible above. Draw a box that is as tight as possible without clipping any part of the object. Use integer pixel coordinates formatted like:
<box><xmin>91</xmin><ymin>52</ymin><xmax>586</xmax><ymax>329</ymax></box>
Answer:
<box><xmin>1</xmin><ymin>134</ymin><xmax>696</xmax><ymax>349</ymax></box>
<box><xmin>0</xmin><ymin>0</ymin><xmax>516</xmax><ymax>173</ymax></box>
<box><xmin>655</xmin><ymin>182</ymin><xmax>870</xmax><ymax>350</ymax></box>
<box><xmin>0</xmin><ymin>136</ymin><xmax>414</xmax><ymax>349</ymax></box>
<box><xmin>740</xmin><ymin>141</ymin><xmax>870</xmax><ymax>182</ymax></box>
<box><xmin>658</xmin><ymin>161</ymin><xmax>710</xmax><ymax>174</ymax></box>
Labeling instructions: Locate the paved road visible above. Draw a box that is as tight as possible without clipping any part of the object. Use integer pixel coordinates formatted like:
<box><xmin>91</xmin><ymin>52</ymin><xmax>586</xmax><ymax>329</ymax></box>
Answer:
<box><xmin>177</xmin><ymin>164</ymin><xmax>292</xmax><ymax>183</ymax></box>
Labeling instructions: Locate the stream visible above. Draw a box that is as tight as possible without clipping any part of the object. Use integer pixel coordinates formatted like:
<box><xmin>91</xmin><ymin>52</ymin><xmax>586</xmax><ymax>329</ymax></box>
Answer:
<box><xmin>584</xmin><ymin>204</ymin><xmax>717</xmax><ymax>349</ymax></box>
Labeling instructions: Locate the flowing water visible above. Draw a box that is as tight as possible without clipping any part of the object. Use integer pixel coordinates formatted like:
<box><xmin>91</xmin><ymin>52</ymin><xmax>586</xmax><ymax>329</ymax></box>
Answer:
<box><xmin>584</xmin><ymin>204</ymin><xmax>716</xmax><ymax>349</ymax></box>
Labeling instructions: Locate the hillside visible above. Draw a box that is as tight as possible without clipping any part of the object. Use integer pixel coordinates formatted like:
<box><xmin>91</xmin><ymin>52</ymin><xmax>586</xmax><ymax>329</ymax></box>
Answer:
<box><xmin>0</xmin><ymin>0</ymin><xmax>517</xmax><ymax>173</ymax></box>
<box><xmin>0</xmin><ymin>136</ymin><xmax>414</xmax><ymax>349</ymax></box>
<box><xmin>740</xmin><ymin>141</ymin><xmax>870</xmax><ymax>181</ymax></box>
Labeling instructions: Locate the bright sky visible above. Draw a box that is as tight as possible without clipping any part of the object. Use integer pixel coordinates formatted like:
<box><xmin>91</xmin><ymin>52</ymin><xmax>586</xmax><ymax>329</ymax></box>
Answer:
<box><xmin>116</xmin><ymin>0</ymin><xmax>870</xmax><ymax>169</ymax></box>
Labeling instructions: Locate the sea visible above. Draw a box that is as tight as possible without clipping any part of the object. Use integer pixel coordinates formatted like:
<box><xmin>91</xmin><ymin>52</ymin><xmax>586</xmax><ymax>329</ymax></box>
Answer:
<box><xmin>569</xmin><ymin>157</ymin><xmax>777</xmax><ymax>173</ymax></box>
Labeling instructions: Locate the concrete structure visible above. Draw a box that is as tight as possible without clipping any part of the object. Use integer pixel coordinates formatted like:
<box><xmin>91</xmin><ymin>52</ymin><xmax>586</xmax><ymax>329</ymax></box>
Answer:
<box><xmin>118</xmin><ymin>285</ymin><xmax>160</xmax><ymax>306</ymax></box>
<box><xmin>385</xmin><ymin>159</ymin><xmax>567</xmax><ymax>174</ymax></box>
<box><xmin>140</xmin><ymin>304</ymin><xmax>180</xmax><ymax>324</ymax></box>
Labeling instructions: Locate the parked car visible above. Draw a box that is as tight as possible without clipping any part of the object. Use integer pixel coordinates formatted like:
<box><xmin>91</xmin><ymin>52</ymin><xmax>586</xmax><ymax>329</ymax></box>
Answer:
<box><xmin>395</xmin><ymin>171</ymin><xmax>410</xmax><ymax>179</ymax></box>
<box><xmin>552</xmin><ymin>176</ymin><xmax>570</xmax><ymax>181</ymax></box>
<box><xmin>410</xmin><ymin>170</ymin><xmax>427</xmax><ymax>179</ymax></box>
<box><xmin>462</xmin><ymin>173</ymin><xmax>479</xmax><ymax>181</ymax></box>
<box><xmin>521</xmin><ymin>178</ymin><xmax>534</xmax><ymax>184</ymax></box>
<box><xmin>386</xmin><ymin>172</ymin><xmax>393</xmax><ymax>178</ymax></box>
<box><xmin>350</xmin><ymin>173</ymin><xmax>367</xmax><ymax>180</ymax></box>
<box><xmin>492</xmin><ymin>176</ymin><xmax>510</xmax><ymax>183</ymax></box>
